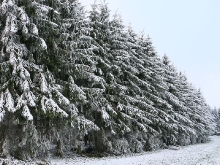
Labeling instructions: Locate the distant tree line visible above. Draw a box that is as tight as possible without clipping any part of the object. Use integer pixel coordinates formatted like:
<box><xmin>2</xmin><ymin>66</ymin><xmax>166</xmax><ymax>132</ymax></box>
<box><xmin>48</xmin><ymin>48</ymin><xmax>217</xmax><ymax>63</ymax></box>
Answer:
<box><xmin>211</xmin><ymin>108</ymin><xmax>220</xmax><ymax>134</ymax></box>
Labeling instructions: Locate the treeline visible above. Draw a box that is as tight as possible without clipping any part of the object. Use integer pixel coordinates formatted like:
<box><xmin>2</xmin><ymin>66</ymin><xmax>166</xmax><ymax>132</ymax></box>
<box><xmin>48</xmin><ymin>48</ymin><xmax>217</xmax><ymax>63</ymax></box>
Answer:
<box><xmin>212</xmin><ymin>108</ymin><xmax>220</xmax><ymax>133</ymax></box>
<box><xmin>0</xmin><ymin>0</ymin><xmax>213</xmax><ymax>160</ymax></box>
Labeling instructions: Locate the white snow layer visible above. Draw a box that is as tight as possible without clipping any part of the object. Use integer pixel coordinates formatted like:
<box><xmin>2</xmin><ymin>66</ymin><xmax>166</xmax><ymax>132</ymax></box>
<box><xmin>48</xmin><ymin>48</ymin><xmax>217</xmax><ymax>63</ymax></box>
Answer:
<box><xmin>41</xmin><ymin>96</ymin><xmax>68</xmax><ymax>117</ymax></box>
<box><xmin>1</xmin><ymin>136</ymin><xmax>220</xmax><ymax>165</ymax></box>
<box><xmin>31</xmin><ymin>24</ymin><xmax>39</xmax><ymax>36</ymax></box>
<box><xmin>3</xmin><ymin>14</ymin><xmax>18</xmax><ymax>34</ymax></box>
<box><xmin>50</xmin><ymin>136</ymin><xmax>220</xmax><ymax>165</ymax></box>
<box><xmin>22</xmin><ymin>25</ymin><xmax>28</xmax><ymax>34</ymax></box>
<box><xmin>4</xmin><ymin>89</ymin><xmax>15</xmax><ymax>112</ymax></box>
<box><xmin>40</xmin><ymin>38</ymin><xmax>47</xmax><ymax>50</ymax></box>
<box><xmin>22</xmin><ymin>80</ymin><xmax>30</xmax><ymax>91</ymax></box>
<box><xmin>75</xmin><ymin>116</ymin><xmax>99</xmax><ymax>133</ymax></box>
<box><xmin>22</xmin><ymin>105</ymin><xmax>33</xmax><ymax>120</ymax></box>
<box><xmin>7</xmin><ymin>0</ymin><xmax>14</xmax><ymax>6</ymax></box>
<box><xmin>0</xmin><ymin>92</ymin><xmax>4</xmax><ymax>110</ymax></box>
<box><xmin>0</xmin><ymin>93</ymin><xmax>5</xmax><ymax>122</ymax></box>
<box><xmin>40</xmin><ymin>73</ymin><xmax>49</xmax><ymax>93</ymax></box>
<box><xmin>101</xmin><ymin>107</ymin><xmax>110</xmax><ymax>120</ymax></box>
<box><xmin>54</xmin><ymin>89</ymin><xmax>70</xmax><ymax>107</ymax></box>
<box><xmin>25</xmin><ymin>91</ymin><xmax>36</xmax><ymax>107</ymax></box>
<box><xmin>18</xmin><ymin>7</ymin><xmax>29</xmax><ymax>24</ymax></box>
<box><xmin>9</xmin><ymin>52</ymin><xmax>17</xmax><ymax>66</ymax></box>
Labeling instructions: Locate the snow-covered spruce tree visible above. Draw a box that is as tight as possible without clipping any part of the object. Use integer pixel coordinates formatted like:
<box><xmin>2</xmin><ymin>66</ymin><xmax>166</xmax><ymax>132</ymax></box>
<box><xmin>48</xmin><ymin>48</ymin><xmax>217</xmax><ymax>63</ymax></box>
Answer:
<box><xmin>181</xmin><ymin>80</ymin><xmax>212</xmax><ymax>144</ymax></box>
<box><xmin>11</xmin><ymin>0</ymin><xmax>71</xmax><ymax>157</ymax></box>
<box><xmin>87</xmin><ymin>2</ymin><xmax>125</xmax><ymax>153</ymax></box>
<box><xmin>0</xmin><ymin>0</ymin><xmax>97</xmax><ymax>159</ymax></box>
<box><xmin>55</xmin><ymin>0</ymin><xmax>103</xmax><ymax>154</ymax></box>
<box><xmin>162</xmin><ymin>55</ymin><xmax>198</xmax><ymax>145</ymax></box>
<box><xmin>134</xmin><ymin>34</ymin><xmax>177</xmax><ymax>150</ymax></box>
<box><xmin>169</xmin><ymin>71</ymin><xmax>211</xmax><ymax>145</ymax></box>
<box><xmin>88</xmin><ymin>1</ymin><xmax>213</xmax><ymax>153</ymax></box>
<box><xmin>107</xmin><ymin>15</ymin><xmax>145</xmax><ymax>153</ymax></box>
<box><xmin>211</xmin><ymin>107</ymin><xmax>220</xmax><ymax>134</ymax></box>
<box><xmin>89</xmin><ymin>2</ymin><xmax>171</xmax><ymax>152</ymax></box>
<box><xmin>0</xmin><ymin>0</ymin><xmax>50</xmax><ymax>159</ymax></box>
<box><xmin>88</xmin><ymin>3</ymin><xmax>154</xmax><ymax>154</ymax></box>
<box><xmin>112</xmin><ymin>28</ymin><xmax>162</xmax><ymax>152</ymax></box>
<box><xmin>174</xmin><ymin>73</ymin><xmax>198</xmax><ymax>145</ymax></box>
<box><xmin>19</xmin><ymin>0</ymin><xmax>101</xmax><ymax>156</ymax></box>
<box><xmin>162</xmin><ymin>55</ymin><xmax>213</xmax><ymax>145</ymax></box>
<box><xmin>100</xmin><ymin>12</ymin><xmax>147</xmax><ymax>153</ymax></box>
<box><xmin>193</xmin><ymin>89</ymin><xmax>214</xmax><ymax>140</ymax></box>
<box><xmin>103</xmin><ymin>13</ymin><xmax>172</xmax><ymax>153</ymax></box>
<box><xmin>0</xmin><ymin>0</ymin><xmax>37</xmax><ymax>159</ymax></box>
<box><xmin>0</xmin><ymin>0</ymin><xmax>214</xmax><ymax>159</ymax></box>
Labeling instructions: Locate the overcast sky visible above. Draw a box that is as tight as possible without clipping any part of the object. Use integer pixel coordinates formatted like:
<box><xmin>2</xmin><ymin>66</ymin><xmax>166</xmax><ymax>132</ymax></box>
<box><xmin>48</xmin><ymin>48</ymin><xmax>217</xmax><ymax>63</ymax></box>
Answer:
<box><xmin>80</xmin><ymin>0</ymin><xmax>220</xmax><ymax>109</ymax></box>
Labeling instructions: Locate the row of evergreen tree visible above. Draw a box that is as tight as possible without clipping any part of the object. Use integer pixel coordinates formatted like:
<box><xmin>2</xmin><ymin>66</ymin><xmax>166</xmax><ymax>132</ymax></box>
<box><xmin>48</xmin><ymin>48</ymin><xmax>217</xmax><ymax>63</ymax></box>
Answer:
<box><xmin>211</xmin><ymin>108</ymin><xmax>220</xmax><ymax>133</ymax></box>
<box><xmin>0</xmin><ymin>0</ymin><xmax>213</xmax><ymax>160</ymax></box>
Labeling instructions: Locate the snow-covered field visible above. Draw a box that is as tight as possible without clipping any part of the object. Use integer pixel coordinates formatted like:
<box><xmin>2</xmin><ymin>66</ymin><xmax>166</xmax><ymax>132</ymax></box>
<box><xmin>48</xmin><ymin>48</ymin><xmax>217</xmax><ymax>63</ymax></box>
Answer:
<box><xmin>51</xmin><ymin>136</ymin><xmax>220</xmax><ymax>165</ymax></box>
<box><xmin>1</xmin><ymin>136</ymin><xmax>220</xmax><ymax>165</ymax></box>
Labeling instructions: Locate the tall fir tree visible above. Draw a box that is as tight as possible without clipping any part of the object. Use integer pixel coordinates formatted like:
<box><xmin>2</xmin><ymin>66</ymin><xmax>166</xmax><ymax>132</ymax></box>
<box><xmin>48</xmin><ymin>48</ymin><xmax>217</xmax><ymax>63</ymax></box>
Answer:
<box><xmin>0</xmin><ymin>0</ymin><xmax>214</xmax><ymax>159</ymax></box>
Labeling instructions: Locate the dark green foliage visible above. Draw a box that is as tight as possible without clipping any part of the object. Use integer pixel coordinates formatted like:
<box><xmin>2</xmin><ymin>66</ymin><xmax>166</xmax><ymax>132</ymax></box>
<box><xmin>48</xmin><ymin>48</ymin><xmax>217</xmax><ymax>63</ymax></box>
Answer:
<box><xmin>0</xmin><ymin>0</ymin><xmax>213</xmax><ymax>160</ymax></box>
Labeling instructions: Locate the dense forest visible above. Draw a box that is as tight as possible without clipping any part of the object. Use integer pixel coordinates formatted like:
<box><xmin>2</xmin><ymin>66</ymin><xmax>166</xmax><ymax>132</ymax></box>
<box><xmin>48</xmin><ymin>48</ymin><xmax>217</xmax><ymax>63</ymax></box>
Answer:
<box><xmin>0</xmin><ymin>0</ymin><xmax>214</xmax><ymax>160</ymax></box>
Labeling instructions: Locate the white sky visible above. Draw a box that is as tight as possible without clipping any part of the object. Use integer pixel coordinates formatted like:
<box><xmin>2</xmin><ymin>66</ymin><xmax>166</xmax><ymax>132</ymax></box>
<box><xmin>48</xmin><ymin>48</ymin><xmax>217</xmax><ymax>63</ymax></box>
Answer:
<box><xmin>79</xmin><ymin>0</ymin><xmax>220</xmax><ymax>109</ymax></box>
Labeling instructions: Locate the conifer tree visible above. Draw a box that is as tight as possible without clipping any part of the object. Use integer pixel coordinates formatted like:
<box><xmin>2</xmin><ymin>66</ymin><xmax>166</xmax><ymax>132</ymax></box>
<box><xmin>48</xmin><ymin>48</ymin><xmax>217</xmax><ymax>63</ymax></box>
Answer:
<box><xmin>0</xmin><ymin>0</ymin><xmax>96</xmax><ymax>158</ymax></box>
<box><xmin>27</xmin><ymin>0</ymin><xmax>101</xmax><ymax>155</ymax></box>
<box><xmin>0</xmin><ymin>0</ymin><xmax>214</xmax><ymax>159</ymax></box>
<box><xmin>162</xmin><ymin>55</ymin><xmax>196</xmax><ymax>145</ymax></box>
<box><xmin>135</xmin><ymin>34</ymin><xmax>177</xmax><ymax>147</ymax></box>
<box><xmin>0</xmin><ymin>0</ymin><xmax>69</xmax><ymax>159</ymax></box>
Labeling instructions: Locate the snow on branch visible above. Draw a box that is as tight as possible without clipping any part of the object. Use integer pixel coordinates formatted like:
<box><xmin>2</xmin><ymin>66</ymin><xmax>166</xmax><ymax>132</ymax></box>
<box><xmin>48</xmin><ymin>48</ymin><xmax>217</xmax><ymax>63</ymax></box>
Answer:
<box><xmin>41</xmin><ymin>96</ymin><xmax>68</xmax><ymax>117</ymax></box>
<box><xmin>0</xmin><ymin>92</ymin><xmax>5</xmax><ymax>122</ymax></box>
<box><xmin>39</xmin><ymin>73</ymin><xmax>49</xmax><ymax>93</ymax></box>
<box><xmin>4</xmin><ymin>89</ymin><xmax>15</xmax><ymax>112</ymax></box>
<box><xmin>74</xmin><ymin>116</ymin><xmax>99</xmax><ymax>134</ymax></box>
<box><xmin>53</xmin><ymin>89</ymin><xmax>70</xmax><ymax>107</ymax></box>
<box><xmin>22</xmin><ymin>105</ymin><xmax>33</xmax><ymax>121</ymax></box>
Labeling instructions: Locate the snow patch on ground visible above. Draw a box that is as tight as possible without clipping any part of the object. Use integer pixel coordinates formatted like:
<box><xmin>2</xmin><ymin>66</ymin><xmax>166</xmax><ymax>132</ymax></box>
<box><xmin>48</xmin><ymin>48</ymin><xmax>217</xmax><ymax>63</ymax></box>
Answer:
<box><xmin>50</xmin><ymin>136</ymin><xmax>220</xmax><ymax>165</ymax></box>
<box><xmin>1</xmin><ymin>136</ymin><xmax>220</xmax><ymax>165</ymax></box>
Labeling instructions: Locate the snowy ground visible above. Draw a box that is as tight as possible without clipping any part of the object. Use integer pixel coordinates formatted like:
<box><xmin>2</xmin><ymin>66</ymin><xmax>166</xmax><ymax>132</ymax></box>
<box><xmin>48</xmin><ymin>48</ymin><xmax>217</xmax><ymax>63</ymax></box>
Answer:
<box><xmin>51</xmin><ymin>136</ymin><xmax>220</xmax><ymax>165</ymax></box>
<box><xmin>1</xmin><ymin>136</ymin><xmax>220</xmax><ymax>165</ymax></box>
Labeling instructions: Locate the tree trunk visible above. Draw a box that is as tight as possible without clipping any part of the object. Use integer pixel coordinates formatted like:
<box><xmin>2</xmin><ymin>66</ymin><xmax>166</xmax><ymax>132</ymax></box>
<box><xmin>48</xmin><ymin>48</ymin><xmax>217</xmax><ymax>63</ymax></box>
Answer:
<box><xmin>77</xmin><ymin>134</ymin><xmax>82</xmax><ymax>155</ymax></box>
<box><xmin>77</xmin><ymin>145</ymin><xmax>82</xmax><ymax>155</ymax></box>
<box><xmin>56</xmin><ymin>139</ymin><xmax>63</xmax><ymax>157</ymax></box>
